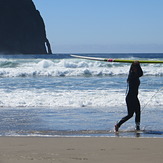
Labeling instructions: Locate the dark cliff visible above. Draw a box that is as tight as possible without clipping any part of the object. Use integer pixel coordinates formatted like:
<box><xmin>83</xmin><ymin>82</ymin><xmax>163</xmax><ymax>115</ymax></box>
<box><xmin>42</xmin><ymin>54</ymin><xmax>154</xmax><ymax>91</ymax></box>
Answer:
<box><xmin>0</xmin><ymin>0</ymin><xmax>52</xmax><ymax>54</ymax></box>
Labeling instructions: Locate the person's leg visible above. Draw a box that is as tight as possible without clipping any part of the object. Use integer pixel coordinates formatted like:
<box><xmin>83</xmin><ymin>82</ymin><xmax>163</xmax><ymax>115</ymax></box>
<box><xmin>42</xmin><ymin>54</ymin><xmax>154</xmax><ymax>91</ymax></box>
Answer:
<box><xmin>115</xmin><ymin>98</ymin><xmax>134</xmax><ymax>131</ymax></box>
<box><xmin>135</xmin><ymin>98</ymin><xmax>141</xmax><ymax>130</ymax></box>
<box><xmin>116</xmin><ymin>111</ymin><xmax>134</xmax><ymax>128</ymax></box>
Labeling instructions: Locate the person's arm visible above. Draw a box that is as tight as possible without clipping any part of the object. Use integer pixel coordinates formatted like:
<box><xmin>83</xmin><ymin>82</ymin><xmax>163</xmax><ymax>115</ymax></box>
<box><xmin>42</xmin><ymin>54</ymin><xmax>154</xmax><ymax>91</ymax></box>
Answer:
<box><xmin>137</xmin><ymin>65</ymin><xmax>143</xmax><ymax>77</ymax></box>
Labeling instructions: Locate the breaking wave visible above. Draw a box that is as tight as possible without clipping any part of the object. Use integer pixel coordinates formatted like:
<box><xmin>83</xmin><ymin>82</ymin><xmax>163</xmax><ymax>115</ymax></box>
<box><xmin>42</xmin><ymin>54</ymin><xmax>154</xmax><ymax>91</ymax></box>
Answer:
<box><xmin>0</xmin><ymin>58</ymin><xmax>163</xmax><ymax>77</ymax></box>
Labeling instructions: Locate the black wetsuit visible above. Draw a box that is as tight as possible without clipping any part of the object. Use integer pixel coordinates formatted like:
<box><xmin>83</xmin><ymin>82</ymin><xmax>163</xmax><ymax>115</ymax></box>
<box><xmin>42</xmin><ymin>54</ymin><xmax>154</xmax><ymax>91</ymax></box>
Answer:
<box><xmin>117</xmin><ymin>65</ymin><xmax>143</xmax><ymax>128</ymax></box>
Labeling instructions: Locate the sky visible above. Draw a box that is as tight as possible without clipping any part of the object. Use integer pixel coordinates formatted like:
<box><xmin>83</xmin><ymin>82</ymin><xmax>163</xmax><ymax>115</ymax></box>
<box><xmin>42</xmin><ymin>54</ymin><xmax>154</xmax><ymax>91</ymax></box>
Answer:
<box><xmin>33</xmin><ymin>0</ymin><xmax>163</xmax><ymax>53</ymax></box>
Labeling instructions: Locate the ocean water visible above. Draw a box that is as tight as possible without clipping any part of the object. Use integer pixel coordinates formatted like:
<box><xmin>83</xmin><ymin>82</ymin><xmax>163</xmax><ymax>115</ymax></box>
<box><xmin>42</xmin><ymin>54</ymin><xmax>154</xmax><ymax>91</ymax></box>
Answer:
<box><xmin>0</xmin><ymin>53</ymin><xmax>163</xmax><ymax>137</ymax></box>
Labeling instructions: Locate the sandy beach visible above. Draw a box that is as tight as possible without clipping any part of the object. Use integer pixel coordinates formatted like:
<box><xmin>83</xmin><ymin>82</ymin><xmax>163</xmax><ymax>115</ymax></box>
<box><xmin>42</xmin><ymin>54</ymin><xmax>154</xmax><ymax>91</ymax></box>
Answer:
<box><xmin>0</xmin><ymin>137</ymin><xmax>162</xmax><ymax>163</ymax></box>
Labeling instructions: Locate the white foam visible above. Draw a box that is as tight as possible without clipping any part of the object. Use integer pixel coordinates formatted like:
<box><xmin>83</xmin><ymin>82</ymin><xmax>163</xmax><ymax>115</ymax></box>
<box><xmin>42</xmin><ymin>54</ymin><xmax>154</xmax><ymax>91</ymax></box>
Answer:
<box><xmin>0</xmin><ymin>88</ymin><xmax>162</xmax><ymax>111</ymax></box>
<box><xmin>0</xmin><ymin>58</ymin><xmax>163</xmax><ymax>109</ymax></box>
<box><xmin>37</xmin><ymin>60</ymin><xmax>55</xmax><ymax>68</ymax></box>
<box><xmin>0</xmin><ymin>58</ymin><xmax>163</xmax><ymax>77</ymax></box>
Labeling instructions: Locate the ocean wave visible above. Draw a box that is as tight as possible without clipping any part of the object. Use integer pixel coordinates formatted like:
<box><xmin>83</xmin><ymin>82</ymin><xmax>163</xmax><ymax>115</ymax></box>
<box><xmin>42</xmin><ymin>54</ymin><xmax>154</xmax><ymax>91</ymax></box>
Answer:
<box><xmin>0</xmin><ymin>58</ymin><xmax>163</xmax><ymax>77</ymax></box>
<box><xmin>0</xmin><ymin>89</ymin><xmax>162</xmax><ymax>110</ymax></box>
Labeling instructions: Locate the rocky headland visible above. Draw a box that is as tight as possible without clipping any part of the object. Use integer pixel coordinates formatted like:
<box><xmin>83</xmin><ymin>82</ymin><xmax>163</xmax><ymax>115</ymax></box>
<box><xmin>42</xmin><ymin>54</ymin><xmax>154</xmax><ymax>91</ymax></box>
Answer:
<box><xmin>0</xmin><ymin>0</ymin><xmax>52</xmax><ymax>54</ymax></box>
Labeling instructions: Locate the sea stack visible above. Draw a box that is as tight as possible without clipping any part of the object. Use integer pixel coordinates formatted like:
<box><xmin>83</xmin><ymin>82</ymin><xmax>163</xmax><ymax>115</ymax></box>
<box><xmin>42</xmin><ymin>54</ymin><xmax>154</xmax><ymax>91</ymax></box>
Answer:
<box><xmin>0</xmin><ymin>0</ymin><xmax>52</xmax><ymax>54</ymax></box>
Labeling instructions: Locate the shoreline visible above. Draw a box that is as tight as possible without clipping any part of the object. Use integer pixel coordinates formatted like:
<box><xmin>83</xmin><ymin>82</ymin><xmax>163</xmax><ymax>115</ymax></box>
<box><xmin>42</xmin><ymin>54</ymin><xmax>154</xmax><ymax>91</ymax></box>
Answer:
<box><xmin>0</xmin><ymin>137</ymin><xmax>163</xmax><ymax>163</ymax></box>
<box><xmin>1</xmin><ymin>128</ymin><xmax>163</xmax><ymax>138</ymax></box>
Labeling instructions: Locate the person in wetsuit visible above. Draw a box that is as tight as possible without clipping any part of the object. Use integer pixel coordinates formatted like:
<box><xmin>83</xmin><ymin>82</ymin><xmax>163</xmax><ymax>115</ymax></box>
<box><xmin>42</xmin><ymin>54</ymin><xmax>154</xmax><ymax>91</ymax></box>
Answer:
<box><xmin>115</xmin><ymin>61</ymin><xmax>143</xmax><ymax>132</ymax></box>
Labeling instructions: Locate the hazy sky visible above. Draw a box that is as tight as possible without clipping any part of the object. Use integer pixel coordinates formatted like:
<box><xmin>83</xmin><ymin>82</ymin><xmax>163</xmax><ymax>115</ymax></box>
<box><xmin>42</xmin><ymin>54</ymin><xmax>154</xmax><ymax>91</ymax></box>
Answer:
<box><xmin>33</xmin><ymin>0</ymin><xmax>163</xmax><ymax>53</ymax></box>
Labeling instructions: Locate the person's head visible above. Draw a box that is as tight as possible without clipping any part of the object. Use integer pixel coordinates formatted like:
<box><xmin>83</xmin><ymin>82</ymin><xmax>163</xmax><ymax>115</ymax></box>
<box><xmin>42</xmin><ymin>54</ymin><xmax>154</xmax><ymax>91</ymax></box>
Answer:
<box><xmin>130</xmin><ymin>61</ymin><xmax>141</xmax><ymax>73</ymax></box>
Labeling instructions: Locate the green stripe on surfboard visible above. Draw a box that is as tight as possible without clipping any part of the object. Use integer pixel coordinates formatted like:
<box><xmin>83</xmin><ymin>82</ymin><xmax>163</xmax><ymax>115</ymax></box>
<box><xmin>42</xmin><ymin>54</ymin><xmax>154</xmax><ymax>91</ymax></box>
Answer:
<box><xmin>71</xmin><ymin>55</ymin><xmax>163</xmax><ymax>64</ymax></box>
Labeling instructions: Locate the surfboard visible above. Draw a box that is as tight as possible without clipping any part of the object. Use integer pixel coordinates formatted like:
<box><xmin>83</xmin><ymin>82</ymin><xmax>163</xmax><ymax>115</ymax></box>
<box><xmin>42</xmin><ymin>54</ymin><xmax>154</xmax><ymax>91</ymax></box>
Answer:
<box><xmin>71</xmin><ymin>54</ymin><xmax>163</xmax><ymax>64</ymax></box>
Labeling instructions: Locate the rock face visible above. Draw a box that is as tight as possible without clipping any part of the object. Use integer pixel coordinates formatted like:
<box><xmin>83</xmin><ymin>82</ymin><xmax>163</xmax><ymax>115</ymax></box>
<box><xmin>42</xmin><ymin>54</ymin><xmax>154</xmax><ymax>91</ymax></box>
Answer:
<box><xmin>0</xmin><ymin>0</ymin><xmax>52</xmax><ymax>54</ymax></box>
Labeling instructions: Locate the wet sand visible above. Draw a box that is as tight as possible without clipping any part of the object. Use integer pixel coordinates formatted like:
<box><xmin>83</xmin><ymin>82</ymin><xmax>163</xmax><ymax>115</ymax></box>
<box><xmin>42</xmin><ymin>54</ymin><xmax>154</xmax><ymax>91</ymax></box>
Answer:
<box><xmin>0</xmin><ymin>137</ymin><xmax>163</xmax><ymax>163</ymax></box>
